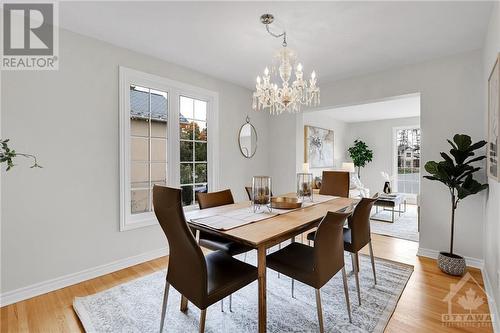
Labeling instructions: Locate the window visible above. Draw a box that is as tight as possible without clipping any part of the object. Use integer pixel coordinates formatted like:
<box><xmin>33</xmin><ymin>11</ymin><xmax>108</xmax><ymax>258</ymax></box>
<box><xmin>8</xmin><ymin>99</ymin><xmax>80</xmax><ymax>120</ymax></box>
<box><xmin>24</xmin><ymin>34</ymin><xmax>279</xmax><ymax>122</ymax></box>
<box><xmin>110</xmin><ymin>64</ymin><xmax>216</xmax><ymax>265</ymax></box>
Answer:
<box><xmin>130</xmin><ymin>85</ymin><xmax>168</xmax><ymax>214</ymax></box>
<box><xmin>179</xmin><ymin>96</ymin><xmax>208</xmax><ymax>206</ymax></box>
<box><xmin>394</xmin><ymin>127</ymin><xmax>421</xmax><ymax>195</ymax></box>
<box><xmin>120</xmin><ymin>67</ymin><xmax>219</xmax><ymax>231</ymax></box>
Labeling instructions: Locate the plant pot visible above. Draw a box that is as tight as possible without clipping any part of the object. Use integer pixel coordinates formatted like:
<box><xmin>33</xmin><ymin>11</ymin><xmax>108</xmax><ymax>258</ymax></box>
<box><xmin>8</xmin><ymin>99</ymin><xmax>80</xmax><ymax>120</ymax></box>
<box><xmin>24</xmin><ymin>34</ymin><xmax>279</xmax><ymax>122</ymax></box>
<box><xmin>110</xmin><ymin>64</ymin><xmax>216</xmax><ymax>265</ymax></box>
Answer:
<box><xmin>438</xmin><ymin>252</ymin><xmax>466</xmax><ymax>276</ymax></box>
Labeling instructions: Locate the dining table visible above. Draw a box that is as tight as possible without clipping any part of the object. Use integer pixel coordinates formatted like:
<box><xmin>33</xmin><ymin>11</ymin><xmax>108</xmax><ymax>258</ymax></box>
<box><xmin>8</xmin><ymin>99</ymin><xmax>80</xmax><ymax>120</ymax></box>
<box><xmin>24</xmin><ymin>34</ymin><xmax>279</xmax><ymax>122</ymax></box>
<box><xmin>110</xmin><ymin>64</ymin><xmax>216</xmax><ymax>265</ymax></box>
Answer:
<box><xmin>185</xmin><ymin>193</ymin><xmax>356</xmax><ymax>333</ymax></box>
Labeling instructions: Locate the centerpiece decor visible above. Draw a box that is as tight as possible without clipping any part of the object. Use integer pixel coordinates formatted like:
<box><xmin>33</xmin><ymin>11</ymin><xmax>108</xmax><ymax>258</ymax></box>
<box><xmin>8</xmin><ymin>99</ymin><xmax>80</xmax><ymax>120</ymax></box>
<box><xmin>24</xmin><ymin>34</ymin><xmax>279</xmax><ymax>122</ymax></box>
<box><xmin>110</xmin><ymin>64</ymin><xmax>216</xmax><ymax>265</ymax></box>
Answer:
<box><xmin>252</xmin><ymin>176</ymin><xmax>272</xmax><ymax>212</ymax></box>
<box><xmin>424</xmin><ymin>134</ymin><xmax>488</xmax><ymax>276</ymax></box>
<box><xmin>296</xmin><ymin>173</ymin><xmax>313</xmax><ymax>201</ymax></box>
<box><xmin>252</xmin><ymin>14</ymin><xmax>320</xmax><ymax>114</ymax></box>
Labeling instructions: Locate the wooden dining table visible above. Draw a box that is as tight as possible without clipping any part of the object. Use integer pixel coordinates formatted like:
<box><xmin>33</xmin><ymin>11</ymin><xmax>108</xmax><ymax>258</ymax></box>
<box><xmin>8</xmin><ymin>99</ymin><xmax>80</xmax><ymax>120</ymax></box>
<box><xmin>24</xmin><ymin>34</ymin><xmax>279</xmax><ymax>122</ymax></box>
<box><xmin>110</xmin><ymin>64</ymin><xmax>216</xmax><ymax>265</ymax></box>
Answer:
<box><xmin>185</xmin><ymin>194</ymin><xmax>356</xmax><ymax>333</ymax></box>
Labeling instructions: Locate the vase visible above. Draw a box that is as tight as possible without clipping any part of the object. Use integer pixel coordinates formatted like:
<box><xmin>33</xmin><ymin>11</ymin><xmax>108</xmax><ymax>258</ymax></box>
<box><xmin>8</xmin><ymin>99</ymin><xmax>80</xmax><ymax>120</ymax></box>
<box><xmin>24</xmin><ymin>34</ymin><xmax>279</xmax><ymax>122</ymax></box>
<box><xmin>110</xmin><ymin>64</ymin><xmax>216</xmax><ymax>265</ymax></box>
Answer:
<box><xmin>296</xmin><ymin>173</ymin><xmax>313</xmax><ymax>201</ymax></box>
<box><xmin>437</xmin><ymin>252</ymin><xmax>466</xmax><ymax>276</ymax></box>
<box><xmin>383</xmin><ymin>181</ymin><xmax>391</xmax><ymax>194</ymax></box>
<box><xmin>252</xmin><ymin>176</ymin><xmax>272</xmax><ymax>212</ymax></box>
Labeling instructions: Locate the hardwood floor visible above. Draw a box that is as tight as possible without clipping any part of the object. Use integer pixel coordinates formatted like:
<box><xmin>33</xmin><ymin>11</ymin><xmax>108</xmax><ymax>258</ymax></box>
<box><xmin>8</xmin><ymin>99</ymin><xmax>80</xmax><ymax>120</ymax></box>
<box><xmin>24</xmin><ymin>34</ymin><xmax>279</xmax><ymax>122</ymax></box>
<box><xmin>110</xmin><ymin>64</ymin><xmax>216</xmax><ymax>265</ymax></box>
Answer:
<box><xmin>0</xmin><ymin>233</ymin><xmax>493</xmax><ymax>333</ymax></box>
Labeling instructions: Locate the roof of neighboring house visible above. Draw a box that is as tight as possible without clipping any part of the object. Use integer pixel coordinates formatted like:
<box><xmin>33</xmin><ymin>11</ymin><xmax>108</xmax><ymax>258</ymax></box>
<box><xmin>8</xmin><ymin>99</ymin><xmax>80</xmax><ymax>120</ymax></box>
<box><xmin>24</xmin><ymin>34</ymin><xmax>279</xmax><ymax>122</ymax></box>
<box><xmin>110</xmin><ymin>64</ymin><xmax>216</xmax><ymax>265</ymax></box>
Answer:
<box><xmin>130</xmin><ymin>88</ymin><xmax>189</xmax><ymax>123</ymax></box>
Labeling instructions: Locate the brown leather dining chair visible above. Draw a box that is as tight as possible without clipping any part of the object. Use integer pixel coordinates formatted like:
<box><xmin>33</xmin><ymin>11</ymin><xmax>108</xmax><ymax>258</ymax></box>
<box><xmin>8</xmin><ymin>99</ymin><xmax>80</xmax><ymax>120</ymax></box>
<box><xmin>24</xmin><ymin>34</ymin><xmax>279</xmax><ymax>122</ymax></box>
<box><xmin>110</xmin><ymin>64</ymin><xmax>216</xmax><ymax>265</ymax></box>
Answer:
<box><xmin>195</xmin><ymin>189</ymin><xmax>252</xmax><ymax>257</ymax></box>
<box><xmin>319</xmin><ymin>171</ymin><xmax>350</xmax><ymax>197</ymax></box>
<box><xmin>153</xmin><ymin>185</ymin><xmax>258</xmax><ymax>333</ymax></box>
<box><xmin>195</xmin><ymin>189</ymin><xmax>253</xmax><ymax>311</ymax></box>
<box><xmin>266</xmin><ymin>211</ymin><xmax>353</xmax><ymax>331</ymax></box>
<box><xmin>245</xmin><ymin>186</ymin><xmax>253</xmax><ymax>201</ymax></box>
<box><xmin>343</xmin><ymin>196</ymin><xmax>378</xmax><ymax>305</ymax></box>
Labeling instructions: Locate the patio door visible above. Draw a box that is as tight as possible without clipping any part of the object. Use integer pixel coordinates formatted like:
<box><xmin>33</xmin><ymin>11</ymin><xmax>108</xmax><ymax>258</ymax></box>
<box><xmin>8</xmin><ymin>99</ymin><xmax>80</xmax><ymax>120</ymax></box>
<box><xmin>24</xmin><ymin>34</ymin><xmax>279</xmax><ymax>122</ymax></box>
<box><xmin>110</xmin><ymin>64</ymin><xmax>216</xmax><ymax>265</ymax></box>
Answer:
<box><xmin>393</xmin><ymin>126</ymin><xmax>421</xmax><ymax>203</ymax></box>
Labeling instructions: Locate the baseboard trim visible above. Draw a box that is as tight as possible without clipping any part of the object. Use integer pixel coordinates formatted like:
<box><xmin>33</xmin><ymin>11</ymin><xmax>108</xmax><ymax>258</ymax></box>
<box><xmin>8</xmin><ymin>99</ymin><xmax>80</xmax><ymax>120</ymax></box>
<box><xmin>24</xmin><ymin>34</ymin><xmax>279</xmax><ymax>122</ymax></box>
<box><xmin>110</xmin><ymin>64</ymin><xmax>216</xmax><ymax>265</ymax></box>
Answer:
<box><xmin>0</xmin><ymin>247</ymin><xmax>168</xmax><ymax>307</ymax></box>
<box><xmin>417</xmin><ymin>247</ymin><xmax>484</xmax><ymax>269</ymax></box>
<box><xmin>482</xmin><ymin>267</ymin><xmax>500</xmax><ymax>332</ymax></box>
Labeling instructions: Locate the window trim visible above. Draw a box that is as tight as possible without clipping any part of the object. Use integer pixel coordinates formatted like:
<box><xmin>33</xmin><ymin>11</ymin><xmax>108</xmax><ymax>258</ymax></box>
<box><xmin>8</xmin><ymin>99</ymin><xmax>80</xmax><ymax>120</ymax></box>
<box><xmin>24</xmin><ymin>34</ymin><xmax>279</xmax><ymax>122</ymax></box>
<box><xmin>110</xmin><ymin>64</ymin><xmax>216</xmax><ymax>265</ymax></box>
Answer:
<box><xmin>119</xmin><ymin>66</ymin><xmax>219</xmax><ymax>231</ymax></box>
<box><xmin>392</xmin><ymin>125</ymin><xmax>420</xmax><ymax>197</ymax></box>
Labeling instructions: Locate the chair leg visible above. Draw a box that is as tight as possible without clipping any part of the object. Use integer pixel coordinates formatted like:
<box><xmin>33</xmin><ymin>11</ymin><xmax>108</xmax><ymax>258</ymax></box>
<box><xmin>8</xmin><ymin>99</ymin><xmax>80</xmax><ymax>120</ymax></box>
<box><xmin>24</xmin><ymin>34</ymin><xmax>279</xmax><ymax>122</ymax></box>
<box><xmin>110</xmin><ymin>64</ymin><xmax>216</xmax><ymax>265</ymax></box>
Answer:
<box><xmin>291</xmin><ymin>278</ymin><xmax>295</xmax><ymax>298</ymax></box>
<box><xmin>315</xmin><ymin>289</ymin><xmax>325</xmax><ymax>333</ymax></box>
<box><xmin>278</xmin><ymin>243</ymin><xmax>281</xmax><ymax>279</ymax></box>
<box><xmin>180</xmin><ymin>295</ymin><xmax>188</xmax><ymax>312</ymax></box>
<box><xmin>229</xmin><ymin>294</ymin><xmax>233</xmax><ymax>312</ymax></box>
<box><xmin>308</xmin><ymin>240</ymin><xmax>311</xmax><ymax>246</ymax></box>
<box><xmin>369</xmin><ymin>241</ymin><xmax>377</xmax><ymax>285</ymax></box>
<box><xmin>199</xmin><ymin>309</ymin><xmax>207</xmax><ymax>333</ymax></box>
<box><xmin>160</xmin><ymin>281</ymin><xmax>170</xmax><ymax>333</ymax></box>
<box><xmin>350</xmin><ymin>252</ymin><xmax>355</xmax><ymax>273</ymax></box>
<box><xmin>353</xmin><ymin>252</ymin><xmax>361</xmax><ymax>306</ymax></box>
<box><xmin>341</xmin><ymin>267</ymin><xmax>352</xmax><ymax>323</ymax></box>
<box><xmin>220</xmin><ymin>298</ymin><xmax>224</xmax><ymax>312</ymax></box>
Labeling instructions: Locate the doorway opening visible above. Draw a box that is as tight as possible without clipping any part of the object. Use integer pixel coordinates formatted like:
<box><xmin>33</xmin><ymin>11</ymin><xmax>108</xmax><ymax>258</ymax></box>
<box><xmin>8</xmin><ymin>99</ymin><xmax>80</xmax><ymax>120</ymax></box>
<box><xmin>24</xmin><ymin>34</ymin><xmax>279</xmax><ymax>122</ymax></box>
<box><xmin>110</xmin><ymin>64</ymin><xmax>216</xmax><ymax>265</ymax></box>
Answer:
<box><xmin>299</xmin><ymin>93</ymin><xmax>421</xmax><ymax>243</ymax></box>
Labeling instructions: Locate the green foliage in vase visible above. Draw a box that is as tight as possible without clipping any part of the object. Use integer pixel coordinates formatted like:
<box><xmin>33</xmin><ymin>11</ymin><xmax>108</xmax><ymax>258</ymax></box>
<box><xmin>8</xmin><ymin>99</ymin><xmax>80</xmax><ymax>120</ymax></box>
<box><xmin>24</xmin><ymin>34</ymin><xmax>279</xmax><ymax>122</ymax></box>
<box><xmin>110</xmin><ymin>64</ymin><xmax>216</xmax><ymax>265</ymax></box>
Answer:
<box><xmin>348</xmin><ymin>140</ymin><xmax>373</xmax><ymax>178</ymax></box>
<box><xmin>424</xmin><ymin>134</ymin><xmax>488</xmax><ymax>255</ymax></box>
<box><xmin>0</xmin><ymin>139</ymin><xmax>42</xmax><ymax>171</ymax></box>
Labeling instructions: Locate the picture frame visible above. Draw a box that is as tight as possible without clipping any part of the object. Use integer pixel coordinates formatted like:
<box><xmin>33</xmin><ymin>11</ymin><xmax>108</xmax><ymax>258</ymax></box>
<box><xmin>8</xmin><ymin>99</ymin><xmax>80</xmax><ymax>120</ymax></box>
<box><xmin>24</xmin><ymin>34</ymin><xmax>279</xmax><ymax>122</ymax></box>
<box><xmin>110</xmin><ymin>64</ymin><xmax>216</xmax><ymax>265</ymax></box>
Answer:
<box><xmin>488</xmin><ymin>54</ymin><xmax>500</xmax><ymax>181</ymax></box>
<box><xmin>304</xmin><ymin>125</ymin><xmax>334</xmax><ymax>168</ymax></box>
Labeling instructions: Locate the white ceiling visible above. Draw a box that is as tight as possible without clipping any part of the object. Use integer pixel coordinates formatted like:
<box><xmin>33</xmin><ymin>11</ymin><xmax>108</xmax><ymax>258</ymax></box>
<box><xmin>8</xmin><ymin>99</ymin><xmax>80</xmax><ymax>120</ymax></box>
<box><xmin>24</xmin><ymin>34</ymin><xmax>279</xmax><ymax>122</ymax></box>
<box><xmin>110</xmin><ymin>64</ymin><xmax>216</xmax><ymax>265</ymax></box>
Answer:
<box><xmin>310</xmin><ymin>94</ymin><xmax>421</xmax><ymax>123</ymax></box>
<box><xmin>59</xmin><ymin>1</ymin><xmax>493</xmax><ymax>89</ymax></box>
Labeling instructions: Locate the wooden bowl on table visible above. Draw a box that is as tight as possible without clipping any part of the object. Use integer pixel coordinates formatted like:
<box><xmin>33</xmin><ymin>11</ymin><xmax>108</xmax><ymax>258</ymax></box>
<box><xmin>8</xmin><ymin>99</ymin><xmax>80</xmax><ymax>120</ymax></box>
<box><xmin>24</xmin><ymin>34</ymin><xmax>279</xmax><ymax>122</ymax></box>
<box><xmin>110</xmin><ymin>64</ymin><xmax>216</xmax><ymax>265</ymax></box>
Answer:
<box><xmin>270</xmin><ymin>196</ymin><xmax>302</xmax><ymax>209</ymax></box>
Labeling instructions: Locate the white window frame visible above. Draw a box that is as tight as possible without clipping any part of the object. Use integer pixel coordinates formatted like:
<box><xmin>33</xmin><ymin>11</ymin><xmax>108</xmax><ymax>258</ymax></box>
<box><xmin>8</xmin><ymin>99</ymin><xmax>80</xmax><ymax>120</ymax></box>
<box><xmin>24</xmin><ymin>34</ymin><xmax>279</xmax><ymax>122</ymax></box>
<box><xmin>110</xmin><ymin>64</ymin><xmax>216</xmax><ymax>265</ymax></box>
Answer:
<box><xmin>392</xmin><ymin>125</ymin><xmax>420</xmax><ymax>200</ymax></box>
<box><xmin>119</xmin><ymin>66</ymin><xmax>219</xmax><ymax>231</ymax></box>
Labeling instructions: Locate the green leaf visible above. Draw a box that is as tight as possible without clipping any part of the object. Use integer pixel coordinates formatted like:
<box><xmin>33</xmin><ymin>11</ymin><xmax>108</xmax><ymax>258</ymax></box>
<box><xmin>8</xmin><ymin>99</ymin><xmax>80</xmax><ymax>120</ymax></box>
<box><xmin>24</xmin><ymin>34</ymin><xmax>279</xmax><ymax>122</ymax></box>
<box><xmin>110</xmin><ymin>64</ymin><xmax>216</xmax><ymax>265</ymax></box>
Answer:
<box><xmin>453</xmin><ymin>134</ymin><xmax>472</xmax><ymax>150</ymax></box>
<box><xmin>447</xmin><ymin>139</ymin><xmax>458</xmax><ymax>150</ymax></box>
<box><xmin>424</xmin><ymin>161</ymin><xmax>439</xmax><ymax>174</ymax></box>
<box><xmin>468</xmin><ymin>140</ymin><xmax>487</xmax><ymax>152</ymax></box>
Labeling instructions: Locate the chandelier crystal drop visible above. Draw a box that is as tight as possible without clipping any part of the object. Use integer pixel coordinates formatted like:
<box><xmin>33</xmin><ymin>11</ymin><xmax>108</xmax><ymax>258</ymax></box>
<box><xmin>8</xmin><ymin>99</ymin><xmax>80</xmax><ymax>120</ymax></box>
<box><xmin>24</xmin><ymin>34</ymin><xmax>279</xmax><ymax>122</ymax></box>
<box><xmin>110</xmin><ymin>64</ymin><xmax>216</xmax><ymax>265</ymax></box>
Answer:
<box><xmin>252</xmin><ymin>14</ymin><xmax>320</xmax><ymax>115</ymax></box>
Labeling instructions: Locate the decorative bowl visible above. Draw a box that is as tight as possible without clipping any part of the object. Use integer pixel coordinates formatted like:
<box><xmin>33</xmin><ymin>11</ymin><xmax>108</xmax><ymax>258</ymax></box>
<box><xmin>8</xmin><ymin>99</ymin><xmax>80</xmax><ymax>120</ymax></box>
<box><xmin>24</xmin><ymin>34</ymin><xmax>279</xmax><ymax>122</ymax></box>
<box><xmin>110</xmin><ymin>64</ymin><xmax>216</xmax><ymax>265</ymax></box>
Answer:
<box><xmin>270</xmin><ymin>197</ymin><xmax>302</xmax><ymax>209</ymax></box>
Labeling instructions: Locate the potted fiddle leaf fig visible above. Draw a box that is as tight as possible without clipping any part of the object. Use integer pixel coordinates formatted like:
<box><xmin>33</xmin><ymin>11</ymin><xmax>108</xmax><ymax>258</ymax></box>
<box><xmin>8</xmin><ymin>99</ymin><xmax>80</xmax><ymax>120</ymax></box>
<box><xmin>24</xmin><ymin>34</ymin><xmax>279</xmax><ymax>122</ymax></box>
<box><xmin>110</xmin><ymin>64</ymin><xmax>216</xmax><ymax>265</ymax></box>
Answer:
<box><xmin>424</xmin><ymin>134</ymin><xmax>488</xmax><ymax>276</ymax></box>
<box><xmin>348</xmin><ymin>140</ymin><xmax>373</xmax><ymax>178</ymax></box>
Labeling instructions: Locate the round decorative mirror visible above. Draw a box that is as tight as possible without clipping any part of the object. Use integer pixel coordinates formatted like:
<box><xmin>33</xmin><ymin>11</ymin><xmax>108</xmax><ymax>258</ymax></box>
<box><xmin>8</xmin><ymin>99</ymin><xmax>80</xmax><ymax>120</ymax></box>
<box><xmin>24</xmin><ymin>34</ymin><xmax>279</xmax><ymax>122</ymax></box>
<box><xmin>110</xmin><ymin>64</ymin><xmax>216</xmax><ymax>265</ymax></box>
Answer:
<box><xmin>239</xmin><ymin>117</ymin><xmax>258</xmax><ymax>158</ymax></box>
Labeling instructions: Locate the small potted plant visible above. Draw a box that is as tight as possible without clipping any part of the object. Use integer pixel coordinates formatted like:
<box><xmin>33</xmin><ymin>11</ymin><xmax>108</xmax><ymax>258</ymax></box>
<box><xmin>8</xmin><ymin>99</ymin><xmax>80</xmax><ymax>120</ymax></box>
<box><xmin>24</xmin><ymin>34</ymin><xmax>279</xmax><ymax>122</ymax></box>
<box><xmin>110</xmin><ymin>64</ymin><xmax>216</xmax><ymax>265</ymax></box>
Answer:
<box><xmin>348</xmin><ymin>139</ymin><xmax>373</xmax><ymax>179</ymax></box>
<box><xmin>0</xmin><ymin>139</ymin><xmax>41</xmax><ymax>170</ymax></box>
<box><xmin>424</xmin><ymin>134</ymin><xmax>488</xmax><ymax>276</ymax></box>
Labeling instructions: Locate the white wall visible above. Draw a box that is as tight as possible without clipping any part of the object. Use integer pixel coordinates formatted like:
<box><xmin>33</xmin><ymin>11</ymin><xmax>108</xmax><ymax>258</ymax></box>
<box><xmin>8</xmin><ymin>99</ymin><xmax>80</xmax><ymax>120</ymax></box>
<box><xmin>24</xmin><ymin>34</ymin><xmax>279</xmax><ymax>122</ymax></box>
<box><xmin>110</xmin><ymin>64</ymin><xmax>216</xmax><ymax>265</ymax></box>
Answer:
<box><xmin>269</xmin><ymin>50</ymin><xmax>486</xmax><ymax>261</ymax></box>
<box><xmin>345</xmin><ymin>117</ymin><xmax>420</xmax><ymax>194</ymax></box>
<box><xmin>0</xmin><ymin>29</ymin><xmax>269</xmax><ymax>295</ymax></box>
<box><xmin>299</xmin><ymin>111</ymin><xmax>349</xmax><ymax>178</ymax></box>
<box><xmin>482</xmin><ymin>0</ymin><xmax>500</xmax><ymax>321</ymax></box>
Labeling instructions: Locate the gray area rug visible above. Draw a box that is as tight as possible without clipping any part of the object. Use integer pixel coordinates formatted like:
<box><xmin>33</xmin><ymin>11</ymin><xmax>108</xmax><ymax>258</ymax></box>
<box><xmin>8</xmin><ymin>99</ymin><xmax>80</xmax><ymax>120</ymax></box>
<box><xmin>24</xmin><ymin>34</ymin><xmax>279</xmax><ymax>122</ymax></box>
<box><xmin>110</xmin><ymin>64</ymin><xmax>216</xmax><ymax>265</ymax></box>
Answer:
<box><xmin>74</xmin><ymin>252</ymin><xmax>413</xmax><ymax>333</ymax></box>
<box><xmin>370</xmin><ymin>205</ymin><xmax>419</xmax><ymax>242</ymax></box>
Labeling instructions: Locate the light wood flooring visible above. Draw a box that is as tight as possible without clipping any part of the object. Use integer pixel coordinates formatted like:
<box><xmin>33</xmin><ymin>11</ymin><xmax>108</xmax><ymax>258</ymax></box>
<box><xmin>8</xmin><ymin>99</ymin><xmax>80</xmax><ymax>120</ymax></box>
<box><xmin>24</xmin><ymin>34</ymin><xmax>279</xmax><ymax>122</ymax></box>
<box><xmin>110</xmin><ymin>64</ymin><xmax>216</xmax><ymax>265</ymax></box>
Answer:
<box><xmin>0</xmin><ymin>233</ymin><xmax>494</xmax><ymax>333</ymax></box>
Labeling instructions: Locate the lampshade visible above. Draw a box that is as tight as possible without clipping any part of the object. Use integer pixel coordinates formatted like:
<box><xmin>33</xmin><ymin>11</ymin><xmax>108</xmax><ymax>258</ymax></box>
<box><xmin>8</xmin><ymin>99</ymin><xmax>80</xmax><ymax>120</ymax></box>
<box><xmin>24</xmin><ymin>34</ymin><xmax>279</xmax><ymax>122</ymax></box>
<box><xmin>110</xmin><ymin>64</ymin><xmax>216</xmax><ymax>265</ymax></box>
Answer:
<box><xmin>342</xmin><ymin>162</ymin><xmax>355</xmax><ymax>173</ymax></box>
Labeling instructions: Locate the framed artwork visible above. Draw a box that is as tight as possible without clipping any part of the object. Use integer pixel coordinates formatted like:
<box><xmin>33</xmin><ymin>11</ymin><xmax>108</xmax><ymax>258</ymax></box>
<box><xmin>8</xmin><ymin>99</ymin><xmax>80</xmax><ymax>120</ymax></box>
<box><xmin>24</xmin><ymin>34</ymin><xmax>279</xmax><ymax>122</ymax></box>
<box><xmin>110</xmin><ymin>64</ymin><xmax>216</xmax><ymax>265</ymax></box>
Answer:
<box><xmin>488</xmin><ymin>54</ymin><xmax>500</xmax><ymax>181</ymax></box>
<box><xmin>304</xmin><ymin>125</ymin><xmax>334</xmax><ymax>168</ymax></box>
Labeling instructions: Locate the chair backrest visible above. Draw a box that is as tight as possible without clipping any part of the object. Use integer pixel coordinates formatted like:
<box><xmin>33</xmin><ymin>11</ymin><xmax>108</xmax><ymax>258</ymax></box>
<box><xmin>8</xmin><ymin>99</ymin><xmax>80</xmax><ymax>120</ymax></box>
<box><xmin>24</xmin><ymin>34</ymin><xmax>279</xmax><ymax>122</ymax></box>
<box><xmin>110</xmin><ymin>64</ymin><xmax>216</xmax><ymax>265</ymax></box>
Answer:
<box><xmin>196</xmin><ymin>189</ymin><xmax>234</xmax><ymax>210</ymax></box>
<box><xmin>153</xmin><ymin>185</ymin><xmax>207</xmax><ymax>305</ymax></box>
<box><xmin>313</xmin><ymin>210</ymin><xmax>351</xmax><ymax>288</ymax></box>
<box><xmin>319</xmin><ymin>171</ymin><xmax>350</xmax><ymax>197</ymax></box>
<box><xmin>348</xmin><ymin>197</ymin><xmax>378</xmax><ymax>251</ymax></box>
<box><xmin>245</xmin><ymin>186</ymin><xmax>253</xmax><ymax>201</ymax></box>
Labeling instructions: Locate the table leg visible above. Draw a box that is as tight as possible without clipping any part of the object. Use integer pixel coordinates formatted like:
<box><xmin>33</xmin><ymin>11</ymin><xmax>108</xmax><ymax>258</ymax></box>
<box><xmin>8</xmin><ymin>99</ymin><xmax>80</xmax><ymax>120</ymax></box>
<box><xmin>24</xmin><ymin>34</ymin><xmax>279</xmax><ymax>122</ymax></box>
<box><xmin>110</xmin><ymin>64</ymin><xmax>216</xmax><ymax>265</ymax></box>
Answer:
<box><xmin>392</xmin><ymin>207</ymin><xmax>395</xmax><ymax>223</ymax></box>
<box><xmin>257</xmin><ymin>246</ymin><xmax>267</xmax><ymax>333</ymax></box>
<box><xmin>399</xmin><ymin>204</ymin><xmax>401</xmax><ymax>216</ymax></box>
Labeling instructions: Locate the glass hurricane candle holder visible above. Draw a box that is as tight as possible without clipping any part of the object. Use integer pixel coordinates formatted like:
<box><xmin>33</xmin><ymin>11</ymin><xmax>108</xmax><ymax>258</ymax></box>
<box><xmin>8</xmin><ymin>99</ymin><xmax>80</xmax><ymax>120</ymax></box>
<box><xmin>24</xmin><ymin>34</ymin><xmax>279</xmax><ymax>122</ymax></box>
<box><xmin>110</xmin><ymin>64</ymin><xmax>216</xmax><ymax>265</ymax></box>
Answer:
<box><xmin>252</xmin><ymin>176</ymin><xmax>272</xmax><ymax>212</ymax></box>
<box><xmin>297</xmin><ymin>173</ymin><xmax>313</xmax><ymax>201</ymax></box>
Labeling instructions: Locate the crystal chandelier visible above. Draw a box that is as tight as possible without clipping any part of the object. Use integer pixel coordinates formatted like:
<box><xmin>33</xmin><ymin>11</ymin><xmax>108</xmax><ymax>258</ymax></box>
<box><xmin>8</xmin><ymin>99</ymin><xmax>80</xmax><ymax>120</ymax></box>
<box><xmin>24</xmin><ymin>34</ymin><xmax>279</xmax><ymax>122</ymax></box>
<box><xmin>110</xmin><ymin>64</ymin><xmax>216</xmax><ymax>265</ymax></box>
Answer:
<box><xmin>252</xmin><ymin>14</ymin><xmax>320</xmax><ymax>115</ymax></box>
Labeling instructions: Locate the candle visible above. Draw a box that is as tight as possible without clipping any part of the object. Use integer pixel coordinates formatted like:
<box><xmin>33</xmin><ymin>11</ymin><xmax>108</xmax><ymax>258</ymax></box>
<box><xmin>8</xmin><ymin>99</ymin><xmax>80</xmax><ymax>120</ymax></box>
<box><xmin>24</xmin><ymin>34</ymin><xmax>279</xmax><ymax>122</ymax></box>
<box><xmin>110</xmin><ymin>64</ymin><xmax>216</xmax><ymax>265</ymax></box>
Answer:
<box><xmin>302</xmin><ymin>163</ymin><xmax>310</xmax><ymax>173</ymax></box>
